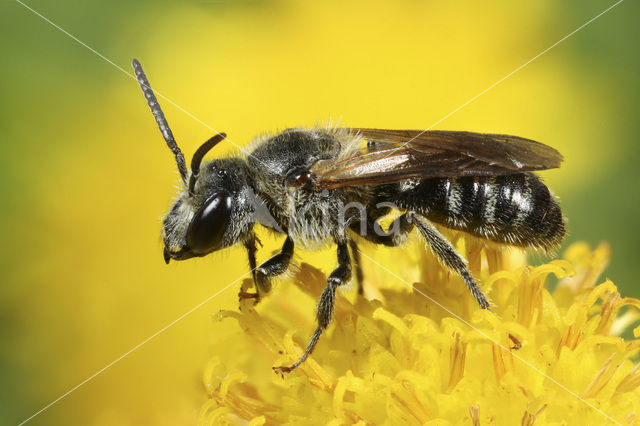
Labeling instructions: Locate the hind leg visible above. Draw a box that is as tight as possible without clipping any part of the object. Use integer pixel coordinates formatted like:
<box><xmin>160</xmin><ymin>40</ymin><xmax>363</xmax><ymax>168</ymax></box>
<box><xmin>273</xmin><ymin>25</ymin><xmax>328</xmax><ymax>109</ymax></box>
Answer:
<box><xmin>349</xmin><ymin>212</ymin><xmax>413</xmax><ymax>247</ymax></box>
<box><xmin>407</xmin><ymin>212</ymin><xmax>491</xmax><ymax>310</ymax></box>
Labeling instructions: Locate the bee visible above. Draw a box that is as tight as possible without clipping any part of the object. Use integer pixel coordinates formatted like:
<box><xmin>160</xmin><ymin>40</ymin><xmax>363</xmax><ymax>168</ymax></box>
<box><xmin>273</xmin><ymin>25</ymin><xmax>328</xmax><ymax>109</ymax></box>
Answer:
<box><xmin>133</xmin><ymin>59</ymin><xmax>565</xmax><ymax>375</ymax></box>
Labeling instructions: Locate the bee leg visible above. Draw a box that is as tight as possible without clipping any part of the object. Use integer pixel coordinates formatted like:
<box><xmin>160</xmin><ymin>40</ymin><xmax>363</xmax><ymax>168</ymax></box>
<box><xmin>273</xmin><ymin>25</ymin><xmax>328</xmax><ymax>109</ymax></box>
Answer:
<box><xmin>255</xmin><ymin>236</ymin><xmax>294</xmax><ymax>294</ymax></box>
<box><xmin>241</xmin><ymin>236</ymin><xmax>261</xmax><ymax>303</ymax></box>
<box><xmin>349</xmin><ymin>240</ymin><xmax>364</xmax><ymax>295</ymax></box>
<box><xmin>407</xmin><ymin>212</ymin><xmax>491</xmax><ymax>310</ymax></box>
<box><xmin>350</xmin><ymin>213</ymin><xmax>413</xmax><ymax>247</ymax></box>
<box><xmin>242</xmin><ymin>236</ymin><xmax>294</xmax><ymax>303</ymax></box>
<box><xmin>274</xmin><ymin>240</ymin><xmax>351</xmax><ymax>376</ymax></box>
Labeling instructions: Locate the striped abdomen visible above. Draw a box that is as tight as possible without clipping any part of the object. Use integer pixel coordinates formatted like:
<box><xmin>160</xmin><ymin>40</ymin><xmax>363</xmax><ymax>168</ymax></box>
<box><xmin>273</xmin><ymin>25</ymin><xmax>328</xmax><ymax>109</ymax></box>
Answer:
<box><xmin>396</xmin><ymin>173</ymin><xmax>566</xmax><ymax>249</ymax></box>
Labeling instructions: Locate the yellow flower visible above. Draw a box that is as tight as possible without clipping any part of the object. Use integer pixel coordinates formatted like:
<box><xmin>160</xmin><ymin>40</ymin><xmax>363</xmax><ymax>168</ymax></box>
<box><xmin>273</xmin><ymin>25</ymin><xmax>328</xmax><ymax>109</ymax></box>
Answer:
<box><xmin>198</xmin><ymin>238</ymin><xmax>640</xmax><ymax>425</ymax></box>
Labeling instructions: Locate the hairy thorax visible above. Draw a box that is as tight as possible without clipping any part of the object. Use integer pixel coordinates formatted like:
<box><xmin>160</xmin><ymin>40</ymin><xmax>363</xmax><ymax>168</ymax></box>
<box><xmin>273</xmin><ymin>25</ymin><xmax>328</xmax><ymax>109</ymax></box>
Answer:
<box><xmin>283</xmin><ymin>185</ymin><xmax>370</xmax><ymax>250</ymax></box>
<box><xmin>246</xmin><ymin>126</ymin><xmax>368</xmax><ymax>249</ymax></box>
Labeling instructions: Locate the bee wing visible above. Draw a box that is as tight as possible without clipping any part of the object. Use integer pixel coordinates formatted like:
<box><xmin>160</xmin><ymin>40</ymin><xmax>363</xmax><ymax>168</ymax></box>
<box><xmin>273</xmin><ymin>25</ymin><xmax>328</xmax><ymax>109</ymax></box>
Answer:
<box><xmin>309</xmin><ymin>129</ymin><xmax>563</xmax><ymax>190</ymax></box>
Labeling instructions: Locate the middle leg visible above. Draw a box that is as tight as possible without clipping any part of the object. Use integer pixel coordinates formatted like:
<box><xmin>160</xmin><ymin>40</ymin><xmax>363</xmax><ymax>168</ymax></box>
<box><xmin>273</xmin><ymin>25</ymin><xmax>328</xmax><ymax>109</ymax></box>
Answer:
<box><xmin>349</xmin><ymin>239</ymin><xmax>364</xmax><ymax>295</ymax></box>
<box><xmin>274</xmin><ymin>239</ymin><xmax>351</xmax><ymax>375</ymax></box>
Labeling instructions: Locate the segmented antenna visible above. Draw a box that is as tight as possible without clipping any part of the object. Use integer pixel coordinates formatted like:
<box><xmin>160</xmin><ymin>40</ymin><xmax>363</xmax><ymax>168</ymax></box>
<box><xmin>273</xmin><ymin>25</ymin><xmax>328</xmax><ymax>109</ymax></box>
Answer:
<box><xmin>132</xmin><ymin>58</ymin><xmax>188</xmax><ymax>183</ymax></box>
<box><xmin>188</xmin><ymin>133</ymin><xmax>226</xmax><ymax>195</ymax></box>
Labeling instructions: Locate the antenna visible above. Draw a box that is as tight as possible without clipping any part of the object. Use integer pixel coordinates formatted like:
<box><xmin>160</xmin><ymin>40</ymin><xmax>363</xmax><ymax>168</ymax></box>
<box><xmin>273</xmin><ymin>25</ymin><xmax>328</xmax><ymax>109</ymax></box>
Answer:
<box><xmin>188</xmin><ymin>133</ymin><xmax>226</xmax><ymax>195</ymax></box>
<box><xmin>132</xmin><ymin>59</ymin><xmax>188</xmax><ymax>182</ymax></box>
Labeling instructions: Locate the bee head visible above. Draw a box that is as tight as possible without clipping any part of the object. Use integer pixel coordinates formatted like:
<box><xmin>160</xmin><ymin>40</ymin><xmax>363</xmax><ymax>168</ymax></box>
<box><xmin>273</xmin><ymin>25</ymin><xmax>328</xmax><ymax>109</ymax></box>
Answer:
<box><xmin>132</xmin><ymin>59</ymin><xmax>255</xmax><ymax>263</ymax></box>
<box><xmin>162</xmin><ymin>153</ymin><xmax>255</xmax><ymax>263</ymax></box>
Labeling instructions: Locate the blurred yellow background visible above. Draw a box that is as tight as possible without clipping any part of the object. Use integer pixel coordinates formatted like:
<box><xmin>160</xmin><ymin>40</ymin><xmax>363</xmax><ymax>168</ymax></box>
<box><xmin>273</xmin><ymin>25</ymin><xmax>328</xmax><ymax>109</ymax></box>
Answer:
<box><xmin>1</xmin><ymin>0</ymin><xmax>638</xmax><ymax>424</ymax></box>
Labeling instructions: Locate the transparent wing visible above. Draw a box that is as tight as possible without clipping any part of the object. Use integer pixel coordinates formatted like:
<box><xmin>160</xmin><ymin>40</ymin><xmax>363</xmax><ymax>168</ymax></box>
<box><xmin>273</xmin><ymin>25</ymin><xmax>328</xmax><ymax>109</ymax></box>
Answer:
<box><xmin>308</xmin><ymin>129</ymin><xmax>563</xmax><ymax>190</ymax></box>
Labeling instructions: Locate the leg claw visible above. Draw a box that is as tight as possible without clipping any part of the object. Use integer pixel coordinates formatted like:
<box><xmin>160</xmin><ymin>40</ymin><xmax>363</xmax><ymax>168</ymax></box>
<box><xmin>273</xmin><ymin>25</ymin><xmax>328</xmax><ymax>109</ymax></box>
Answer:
<box><xmin>509</xmin><ymin>333</ymin><xmax>522</xmax><ymax>350</ymax></box>
<box><xmin>272</xmin><ymin>365</ymin><xmax>294</xmax><ymax>378</ymax></box>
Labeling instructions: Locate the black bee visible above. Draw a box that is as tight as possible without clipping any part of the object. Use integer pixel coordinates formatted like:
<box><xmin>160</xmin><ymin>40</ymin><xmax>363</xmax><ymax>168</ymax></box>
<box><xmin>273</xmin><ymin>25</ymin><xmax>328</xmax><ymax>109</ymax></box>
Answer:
<box><xmin>133</xmin><ymin>59</ymin><xmax>565</xmax><ymax>375</ymax></box>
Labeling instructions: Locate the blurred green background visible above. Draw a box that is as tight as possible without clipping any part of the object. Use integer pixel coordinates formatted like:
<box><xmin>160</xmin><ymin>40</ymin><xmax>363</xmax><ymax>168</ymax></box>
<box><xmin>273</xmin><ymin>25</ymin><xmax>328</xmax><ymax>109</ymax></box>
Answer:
<box><xmin>1</xmin><ymin>0</ymin><xmax>638</xmax><ymax>424</ymax></box>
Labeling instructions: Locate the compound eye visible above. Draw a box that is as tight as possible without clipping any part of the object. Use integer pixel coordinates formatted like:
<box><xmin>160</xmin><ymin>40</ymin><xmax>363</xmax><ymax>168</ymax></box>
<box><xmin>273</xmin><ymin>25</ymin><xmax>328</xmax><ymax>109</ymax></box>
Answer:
<box><xmin>187</xmin><ymin>193</ymin><xmax>232</xmax><ymax>253</ymax></box>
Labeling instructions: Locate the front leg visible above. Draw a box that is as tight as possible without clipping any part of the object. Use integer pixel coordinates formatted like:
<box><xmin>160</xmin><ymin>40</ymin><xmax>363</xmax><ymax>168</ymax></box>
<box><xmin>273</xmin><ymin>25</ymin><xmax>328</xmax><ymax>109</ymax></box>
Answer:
<box><xmin>242</xmin><ymin>236</ymin><xmax>294</xmax><ymax>303</ymax></box>
<box><xmin>256</xmin><ymin>236</ymin><xmax>294</xmax><ymax>294</ymax></box>
<box><xmin>274</xmin><ymin>240</ymin><xmax>351</xmax><ymax>375</ymax></box>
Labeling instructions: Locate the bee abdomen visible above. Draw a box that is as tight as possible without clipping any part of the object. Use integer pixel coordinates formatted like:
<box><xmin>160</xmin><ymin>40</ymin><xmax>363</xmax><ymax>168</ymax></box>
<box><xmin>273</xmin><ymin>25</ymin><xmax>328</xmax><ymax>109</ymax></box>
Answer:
<box><xmin>397</xmin><ymin>173</ymin><xmax>565</xmax><ymax>249</ymax></box>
